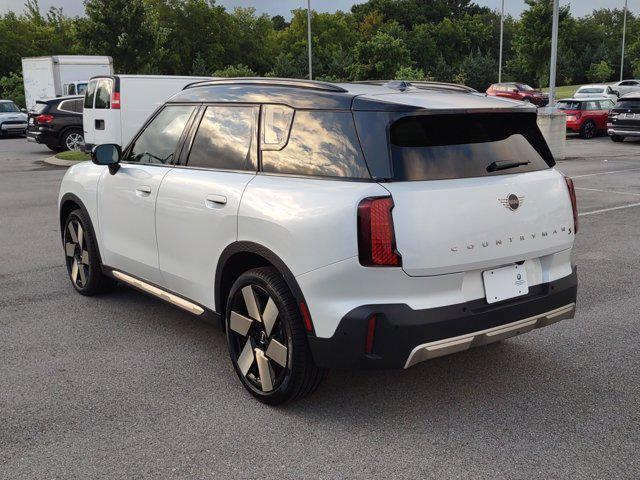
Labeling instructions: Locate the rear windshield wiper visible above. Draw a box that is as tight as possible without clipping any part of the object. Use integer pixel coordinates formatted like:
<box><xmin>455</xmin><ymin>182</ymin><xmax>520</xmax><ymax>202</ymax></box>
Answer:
<box><xmin>486</xmin><ymin>160</ymin><xmax>530</xmax><ymax>172</ymax></box>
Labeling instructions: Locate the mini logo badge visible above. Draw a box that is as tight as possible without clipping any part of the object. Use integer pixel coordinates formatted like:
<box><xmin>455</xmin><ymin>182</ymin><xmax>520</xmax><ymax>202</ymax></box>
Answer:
<box><xmin>499</xmin><ymin>194</ymin><xmax>524</xmax><ymax>211</ymax></box>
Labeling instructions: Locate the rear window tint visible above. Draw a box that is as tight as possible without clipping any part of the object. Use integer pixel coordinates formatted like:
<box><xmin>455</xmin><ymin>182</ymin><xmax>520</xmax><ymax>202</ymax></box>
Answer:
<box><xmin>615</xmin><ymin>99</ymin><xmax>640</xmax><ymax>109</ymax></box>
<box><xmin>389</xmin><ymin>113</ymin><xmax>552</xmax><ymax>181</ymax></box>
<box><xmin>30</xmin><ymin>103</ymin><xmax>48</xmax><ymax>114</ymax></box>
<box><xmin>187</xmin><ymin>105</ymin><xmax>257</xmax><ymax>171</ymax></box>
<box><xmin>261</xmin><ymin>110</ymin><xmax>370</xmax><ymax>179</ymax></box>
<box><xmin>94</xmin><ymin>79</ymin><xmax>112</xmax><ymax>109</ymax></box>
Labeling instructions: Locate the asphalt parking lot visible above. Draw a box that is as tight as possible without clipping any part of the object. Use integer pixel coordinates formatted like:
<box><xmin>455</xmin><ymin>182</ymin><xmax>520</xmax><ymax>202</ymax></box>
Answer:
<box><xmin>1</xmin><ymin>136</ymin><xmax>639</xmax><ymax>479</ymax></box>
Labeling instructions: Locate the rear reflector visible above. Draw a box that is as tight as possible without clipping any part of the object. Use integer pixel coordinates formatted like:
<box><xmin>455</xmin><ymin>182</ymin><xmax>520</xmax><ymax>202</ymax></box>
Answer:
<box><xmin>35</xmin><ymin>114</ymin><xmax>54</xmax><ymax>124</ymax></box>
<box><xmin>299</xmin><ymin>301</ymin><xmax>314</xmax><ymax>333</ymax></box>
<box><xmin>111</xmin><ymin>91</ymin><xmax>120</xmax><ymax>109</ymax></box>
<box><xmin>365</xmin><ymin>315</ymin><xmax>376</xmax><ymax>354</ymax></box>
<box><xmin>564</xmin><ymin>176</ymin><xmax>578</xmax><ymax>234</ymax></box>
<box><xmin>357</xmin><ymin>197</ymin><xmax>402</xmax><ymax>266</ymax></box>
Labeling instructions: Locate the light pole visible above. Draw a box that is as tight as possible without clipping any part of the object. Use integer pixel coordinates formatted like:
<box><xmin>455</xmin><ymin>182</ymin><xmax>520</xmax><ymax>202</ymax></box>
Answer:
<box><xmin>620</xmin><ymin>0</ymin><xmax>628</xmax><ymax>81</ymax></box>
<box><xmin>548</xmin><ymin>0</ymin><xmax>559</xmax><ymax>107</ymax></box>
<box><xmin>498</xmin><ymin>0</ymin><xmax>504</xmax><ymax>82</ymax></box>
<box><xmin>307</xmin><ymin>0</ymin><xmax>313</xmax><ymax>80</ymax></box>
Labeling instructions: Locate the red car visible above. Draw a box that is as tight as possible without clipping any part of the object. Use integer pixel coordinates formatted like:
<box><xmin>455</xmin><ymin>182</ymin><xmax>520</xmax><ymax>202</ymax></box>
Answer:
<box><xmin>556</xmin><ymin>98</ymin><xmax>615</xmax><ymax>139</ymax></box>
<box><xmin>486</xmin><ymin>82</ymin><xmax>549</xmax><ymax>106</ymax></box>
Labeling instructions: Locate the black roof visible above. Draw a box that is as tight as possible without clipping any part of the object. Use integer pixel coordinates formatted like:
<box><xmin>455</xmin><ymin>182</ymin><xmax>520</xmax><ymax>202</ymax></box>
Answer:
<box><xmin>169</xmin><ymin>78</ymin><xmax>534</xmax><ymax>113</ymax></box>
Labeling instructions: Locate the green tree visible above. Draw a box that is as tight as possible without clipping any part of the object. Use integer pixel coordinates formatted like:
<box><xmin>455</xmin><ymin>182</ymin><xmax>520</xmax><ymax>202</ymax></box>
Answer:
<box><xmin>587</xmin><ymin>60</ymin><xmax>614</xmax><ymax>83</ymax></box>
<box><xmin>0</xmin><ymin>72</ymin><xmax>25</xmax><ymax>107</ymax></box>
<box><xmin>212</xmin><ymin>64</ymin><xmax>257</xmax><ymax>77</ymax></box>
<box><xmin>349</xmin><ymin>31</ymin><xmax>411</xmax><ymax>80</ymax></box>
<box><xmin>394</xmin><ymin>65</ymin><xmax>425</xmax><ymax>80</ymax></box>
<box><xmin>77</xmin><ymin>0</ymin><xmax>155</xmax><ymax>73</ymax></box>
<box><xmin>508</xmin><ymin>0</ymin><xmax>572</xmax><ymax>87</ymax></box>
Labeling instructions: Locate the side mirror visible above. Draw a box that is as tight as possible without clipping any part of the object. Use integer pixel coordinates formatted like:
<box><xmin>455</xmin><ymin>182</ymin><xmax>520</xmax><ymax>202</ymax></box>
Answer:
<box><xmin>91</xmin><ymin>144</ymin><xmax>122</xmax><ymax>174</ymax></box>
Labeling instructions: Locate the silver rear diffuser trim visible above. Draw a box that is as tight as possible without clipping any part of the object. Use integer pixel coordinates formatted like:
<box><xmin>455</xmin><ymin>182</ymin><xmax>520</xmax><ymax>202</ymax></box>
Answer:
<box><xmin>112</xmin><ymin>270</ymin><xmax>205</xmax><ymax>316</ymax></box>
<box><xmin>404</xmin><ymin>303</ymin><xmax>576</xmax><ymax>368</ymax></box>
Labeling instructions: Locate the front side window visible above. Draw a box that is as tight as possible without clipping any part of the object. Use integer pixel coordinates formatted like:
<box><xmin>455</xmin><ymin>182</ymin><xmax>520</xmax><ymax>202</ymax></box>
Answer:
<box><xmin>261</xmin><ymin>110</ymin><xmax>370</xmax><ymax>179</ymax></box>
<box><xmin>126</xmin><ymin>105</ymin><xmax>196</xmax><ymax>165</ymax></box>
<box><xmin>556</xmin><ymin>101</ymin><xmax>581</xmax><ymax>110</ymax></box>
<box><xmin>187</xmin><ymin>105</ymin><xmax>257</xmax><ymax>171</ymax></box>
<box><xmin>67</xmin><ymin>84</ymin><xmax>76</xmax><ymax>95</ymax></box>
<box><xmin>84</xmin><ymin>80</ymin><xmax>97</xmax><ymax>109</ymax></box>
<box><xmin>94</xmin><ymin>79</ymin><xmax>112</xmax><ymax>109</ymax></box>
<box><xmin>389</xmin><ymin>113</ymin><xmax>552</xmax><ymax>181</ymax></box>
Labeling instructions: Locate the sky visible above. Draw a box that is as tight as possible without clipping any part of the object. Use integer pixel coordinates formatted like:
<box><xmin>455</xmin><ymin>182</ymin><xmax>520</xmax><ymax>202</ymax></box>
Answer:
<box><xmin>0</xmin><ymin>0</ymin><xmax>636</xmax><ymax>19</ymax></box>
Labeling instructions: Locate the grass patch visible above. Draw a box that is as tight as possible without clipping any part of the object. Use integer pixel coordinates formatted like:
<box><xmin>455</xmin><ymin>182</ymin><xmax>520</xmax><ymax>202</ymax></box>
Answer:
<box><xmin>55</xmin><ymin>150</ymin><xmax>90</xmax><ymax>161</ymax></box>
<box><xmin>542</xmin><ymin>84</ymin><xmax>579</xmax><ymax>100</ymax></box>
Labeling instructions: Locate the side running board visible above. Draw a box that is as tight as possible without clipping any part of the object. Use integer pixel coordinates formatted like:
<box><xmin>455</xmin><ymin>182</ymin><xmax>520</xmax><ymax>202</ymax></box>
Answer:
<box><xmin>112</xmin><ymin>270</ymin><xmax>204</xmax><ymax>316</ymax></box>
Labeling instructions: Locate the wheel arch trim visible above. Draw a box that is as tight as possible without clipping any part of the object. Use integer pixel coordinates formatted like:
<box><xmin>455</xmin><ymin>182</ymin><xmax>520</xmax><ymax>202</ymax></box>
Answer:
<box><xmin>215</xmin><ymin>241</ymin><xmax>315</xmax><ymax>335</ymax></box>
<box><xmin>59</xmin><ymin>192</ymin><xmax>104</xmax><ymax>266</ymax></box>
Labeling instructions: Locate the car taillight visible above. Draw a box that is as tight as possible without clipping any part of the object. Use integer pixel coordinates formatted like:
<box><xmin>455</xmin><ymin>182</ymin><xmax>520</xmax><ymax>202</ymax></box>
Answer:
<box><xmin>111</xmin><ymin>91</ymin><xmax>120</xmax><ymax>109</ymax></box>
<box><xmin>565</xmin><ymin>176</ymin><xmax>578</xmax><ymax>234</ymax></box>
<box><xmin>35</xmin><ymin>114</ymin><xmax>54</xmax><ymax>124</ymax></box>
<box><xmin>357</xmin><ymin>197</ymin><xmax>402</xmax><ymax>267</ymax></box>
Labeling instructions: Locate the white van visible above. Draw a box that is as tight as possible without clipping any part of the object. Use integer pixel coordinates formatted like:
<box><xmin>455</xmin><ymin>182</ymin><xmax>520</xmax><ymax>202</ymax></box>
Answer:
<box><xmin>82</xmin><ymin>75</ymin><xmax>211</xmax><ymax>150</ymax></box>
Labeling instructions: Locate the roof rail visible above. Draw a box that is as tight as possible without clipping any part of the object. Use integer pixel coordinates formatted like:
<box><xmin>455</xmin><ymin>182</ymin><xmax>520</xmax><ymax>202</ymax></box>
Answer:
<box><xmin>352</xmin><ymin>80</ymin><xmax>477</xmax><ymax>93</ymax></box>
<box><xmin>183</xmin><ymin>77</ymin><xmax>348</xmax><ymax>93</ymax></box>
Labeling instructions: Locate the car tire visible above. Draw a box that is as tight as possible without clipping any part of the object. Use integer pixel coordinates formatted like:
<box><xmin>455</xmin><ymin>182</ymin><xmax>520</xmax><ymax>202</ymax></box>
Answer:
<box><xmin>610</xmin><ymin>135</ymin><xmax>625</xmax><ymax>143</ymax></box>
<box><xmin>61</xmin><ymin>129</ymin><xmax>85</xmax><ymax>151</ymax></box>
<box><xmin>225</xmin><ymin>267</ymin><xmax>324</xmax><ymax>405</ymax></box>
<box><xmin>579</xmin><ymin>120</ymin><xmax>596</xmax><ymax>139</ymax></box>
<box><xmin>63</xmin><ymin>209</ymin><xmax>117</xmax><ymax>296</ymax></box>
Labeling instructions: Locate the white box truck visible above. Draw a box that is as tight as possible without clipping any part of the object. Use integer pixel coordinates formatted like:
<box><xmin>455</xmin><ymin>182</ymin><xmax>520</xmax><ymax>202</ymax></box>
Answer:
<box><xmin>21</xmin><ymin>56</ymin><xmax>113</xmax><ymax>109</ymax></box>
<box><xmin>82</xmin><ymin>75</ymin><xmax>212</xmax><ymax>150</ymax></box>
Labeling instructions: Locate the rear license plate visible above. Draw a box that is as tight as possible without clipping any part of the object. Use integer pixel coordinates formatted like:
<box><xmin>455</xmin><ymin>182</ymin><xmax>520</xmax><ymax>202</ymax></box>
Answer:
<box><xmin>482</xmin><ymin>264</ymin><xmax>529</xmax><ymax>304</ymax></box>
<box><xmin>28</xmin><ymin>118</ymin><xmax>34</xmax><ymax>124</ymax></box>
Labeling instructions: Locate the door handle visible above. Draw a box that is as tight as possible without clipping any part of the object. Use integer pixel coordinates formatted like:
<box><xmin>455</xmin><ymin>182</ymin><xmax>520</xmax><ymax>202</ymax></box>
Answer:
<box><xmin>205</xmin><ymin>194</ymin><xmax>227</xmax><ymax>208</ymax></box>
<box><xmin>136</xmin><ymin>185</ymin><xmax>152</xmax><ymax>197</ymax></box>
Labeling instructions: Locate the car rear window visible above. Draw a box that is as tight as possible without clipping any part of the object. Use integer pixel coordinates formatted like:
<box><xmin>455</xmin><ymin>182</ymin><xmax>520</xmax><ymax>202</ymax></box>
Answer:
<box><xmin>84</xmin><ymin>80</ymin><xmax>97</xmax><ymax>109</ymax></box>
<box><xmin>30</xmin><ymin>102</ymin><xmax>48</xmax><ymax>114</ymax></box>
<box><xmin>614</xmin><ymin>99</ymin><xmax>640</xmax><ymax>109</ymax></box>
<box><xmin>556</xmin><ymin>101</ymin><xmax>581</xmax><ymax>110</ymax></box>
<box><xmin>388</xmin><ymin>113</ymin><xmax>553</xmax><ymax>181</ymax></box>
<box><xmin>261</xmin><ymin>110</ymin><xmax>370</xmax><ymax>179</ymax></box>
<box><xmin>578</xmin><ymin>88</ymin><xmax>604</xmax><ymax>94</ymax></box>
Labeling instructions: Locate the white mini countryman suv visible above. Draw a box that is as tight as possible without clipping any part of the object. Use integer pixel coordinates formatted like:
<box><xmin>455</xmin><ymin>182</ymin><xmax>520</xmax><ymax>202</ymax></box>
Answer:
<box><xmin>59</xmin><ymin>79</ymin><xmax>578</xmax><ymax>404</ymax></box>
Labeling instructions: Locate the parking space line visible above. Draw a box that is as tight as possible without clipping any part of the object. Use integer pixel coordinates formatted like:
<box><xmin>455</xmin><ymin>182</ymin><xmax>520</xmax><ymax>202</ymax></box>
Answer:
<box><xmin>579</xmin><ymin>202</ymin><xmax>640</xmax><ymax>217</ymax></box>
<box><xmin>576</xmin><ymin>187</ymin><xmax>640</xmax><ymax>197</ymax></box>
<box><xmin>572</xmin><ymin>167</ymin><xmax>640</xmax><ymax>178</ymax></box>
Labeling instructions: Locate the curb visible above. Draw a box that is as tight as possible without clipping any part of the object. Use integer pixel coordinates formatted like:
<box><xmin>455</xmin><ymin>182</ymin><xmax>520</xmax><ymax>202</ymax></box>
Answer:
<box><xmin>43</xmin><ymin>155</ymin><xmax>84</xmax><ymax>167</ymax></box>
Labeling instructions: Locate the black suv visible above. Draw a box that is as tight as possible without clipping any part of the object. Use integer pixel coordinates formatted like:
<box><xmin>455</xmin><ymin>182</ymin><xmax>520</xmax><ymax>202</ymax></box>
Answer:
<box><xmin>26</xmin><ymin>96</ymin><xmax>85</xmax><ymax>151</ymax></box>
<box><xmin>608</xmin><ymin>94</ymin><xmax>640</xmax><ymax>142</ymax></box>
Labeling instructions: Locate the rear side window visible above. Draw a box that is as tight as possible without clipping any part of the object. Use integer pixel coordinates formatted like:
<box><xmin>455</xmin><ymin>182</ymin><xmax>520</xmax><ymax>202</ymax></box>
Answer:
<box><xmin>599</xmin><ymin>100</ymin><xmax>614</xmax><ymax>109</ymax></box>
<box><xmin>389</xmin><ymin>113</ymin><xmax>552</xmax><ymax>181</ymax></box>
<box><xmin>58</xmin><ymin>99</ymin><xmax>82</xmax><ymax>113</ymax></box>
<box><xmin>84</xmin><ymin>80</ymin><xmax>97</xmax><ymax>109</ymax></box>
<box><xmin>187</xmin><ymin>105</ymin><xmax>257</xmax><ymax>171</ymax></box>
<box><xmin>126</xmin><ymin>105</ymin><xmax>196</xmax><ymax>164</ymax></box>
<box><xmin>584</xmin><ymin>101</ymin><xmax>599</xmax><ymax>111</ymax></box>
<box><xmin>94</xmin><ymin>79</ymin><xmax>112</xmax><ymax>109</ymax></box>
<box><xmin>556</xmin><ymin>101</ymin><xmax>581</xmax><ymax>110</ymax></box>
<box><xmin>261</xmin><ymin>110</ymin><xmax>370</xmax><ymax>179</ymax></box>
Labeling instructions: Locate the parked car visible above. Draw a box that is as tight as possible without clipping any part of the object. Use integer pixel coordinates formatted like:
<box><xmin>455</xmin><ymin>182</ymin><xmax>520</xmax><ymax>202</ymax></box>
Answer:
<box><xmin>574</xmin><ymin>84</ymin><xmax>619</xmax><ymax>102</ymax></box>
<box><xmin>486</xmin><ymin>82</ymin><xmax>549</xmax><ymax>106</ymax></box>
<box><xmin>58</xmin><ymin>78</ymin><xmax>578</xmax><ymax>404</ymax></box>
<box><xmin>82</xmin><ymin>74</ymin><xmax>211</xmax><ymax>151</ymax></box>
<box><xmin>555</xmin><ymin>97</ymin><xmax>615</xmax><ymax>139</ymax></box>
<box><xmin>611</xmin><ymin>79</ymin><xmax>640</xmax><ymax>96</ymax></box>
<box><xmin>26</xmin><ymin>96</ymin><xmax>84</xmax><ymax>151</ymax></box>
<box><xmin>0</xmin><ymin>100</ymin><xmax>28</xmax><ymax>137</ymax></box>
<box><xmin>607</xmin><ymin>92</ymin><xmax>640</xmax><ymax>142</ymax></box>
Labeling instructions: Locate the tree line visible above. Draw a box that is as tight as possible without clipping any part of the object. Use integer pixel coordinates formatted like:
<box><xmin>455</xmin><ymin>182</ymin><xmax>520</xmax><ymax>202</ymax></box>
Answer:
<box><xmin>1</xmin><ymin>0</ymin><xmax>639</xmax><ymax>106</ymax></box>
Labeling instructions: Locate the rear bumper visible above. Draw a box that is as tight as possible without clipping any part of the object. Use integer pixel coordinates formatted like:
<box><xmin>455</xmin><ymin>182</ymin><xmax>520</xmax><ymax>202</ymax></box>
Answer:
<box><xmin>307</xmin><ymin>268</ymin><xmax>577</xmax><ymax>370</ymax></box>
<box><xmin>607</xmin><ymin>126</ymin><xmax>640</xmax><ymax>137</ymax></box>
<box><xmin>26</xmin><ymin>128</ymin><xmax>58</xmax><ymax>145</ymax></box>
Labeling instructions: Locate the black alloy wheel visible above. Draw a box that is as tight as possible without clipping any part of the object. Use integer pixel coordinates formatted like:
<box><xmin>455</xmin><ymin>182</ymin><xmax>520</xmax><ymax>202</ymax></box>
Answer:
<box><xmin>580</xmin><ymin>120</ymin><xmax>596</xmax><ymax>139</ymax></box>
<box><xmin>226</xmin><ymin>267</ymin><xmax>323</xmax><ymax>404</ymax></box>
